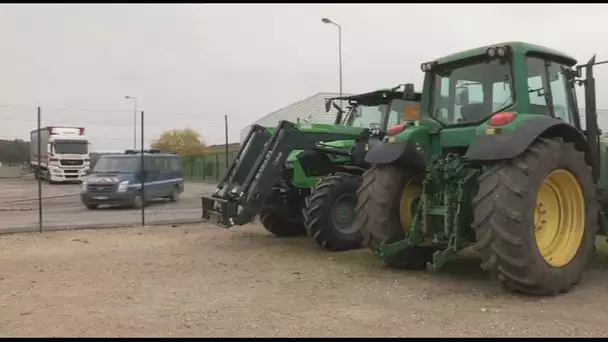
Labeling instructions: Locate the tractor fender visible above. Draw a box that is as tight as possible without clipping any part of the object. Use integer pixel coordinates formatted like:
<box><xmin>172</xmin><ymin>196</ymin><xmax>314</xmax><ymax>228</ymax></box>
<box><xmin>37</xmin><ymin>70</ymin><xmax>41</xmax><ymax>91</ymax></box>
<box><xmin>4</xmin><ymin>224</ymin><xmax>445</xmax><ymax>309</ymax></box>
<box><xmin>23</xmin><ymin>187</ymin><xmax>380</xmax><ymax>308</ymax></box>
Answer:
<box><xmin>466</xmin><ymin>116</ymin><xmax>591</xmax><ymax>163</ymax></box>
<box><xmin>364</xmin><ymin>141</ymin><xmax>426</xmax><ymax>171</ymax></box>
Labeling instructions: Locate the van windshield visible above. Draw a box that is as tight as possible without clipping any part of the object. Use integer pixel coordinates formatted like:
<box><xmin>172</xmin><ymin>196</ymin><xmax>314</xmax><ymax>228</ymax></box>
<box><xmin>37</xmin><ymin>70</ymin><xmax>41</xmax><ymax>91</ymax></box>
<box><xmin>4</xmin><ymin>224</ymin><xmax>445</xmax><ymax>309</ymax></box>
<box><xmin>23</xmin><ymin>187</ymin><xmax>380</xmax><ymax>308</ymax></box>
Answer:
<box><xmin>93</xmin><ymin>156</ymin><xmax>139</xmax><ymax>174</ymax></box>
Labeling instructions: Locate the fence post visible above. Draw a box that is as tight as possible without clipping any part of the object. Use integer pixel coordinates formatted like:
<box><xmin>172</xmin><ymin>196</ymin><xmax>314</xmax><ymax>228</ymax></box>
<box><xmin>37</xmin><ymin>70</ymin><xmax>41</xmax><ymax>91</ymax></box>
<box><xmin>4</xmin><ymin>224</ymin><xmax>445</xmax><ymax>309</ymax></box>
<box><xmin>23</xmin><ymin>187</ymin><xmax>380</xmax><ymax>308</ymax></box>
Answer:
<box><xmin>37</xmin><ymin>106</ymin><xmax>43</xmax><ymax>233</ymax></box>
<box><xmin>215</xmin><ymin>153</ymin><xmax>220</xmax><ymax>181</ymax></box>
<box><xmin>140</xmin><ymin>110</ymin><xmax>145</xmax><ymax>227</ymax></box>
<box><xmin>199</xmin><ymin>156</ymin><xmax>207</xmax><ymax>181</ymax></box>
<box><xmin>190</xmin><ymin>157</ymin><xmax>194</xmax><ymax>181</ymax></box>
<box><xmin>224</xmin><ymin>114</ymin><xmax>229</xmax><ymax>169</ymax></box>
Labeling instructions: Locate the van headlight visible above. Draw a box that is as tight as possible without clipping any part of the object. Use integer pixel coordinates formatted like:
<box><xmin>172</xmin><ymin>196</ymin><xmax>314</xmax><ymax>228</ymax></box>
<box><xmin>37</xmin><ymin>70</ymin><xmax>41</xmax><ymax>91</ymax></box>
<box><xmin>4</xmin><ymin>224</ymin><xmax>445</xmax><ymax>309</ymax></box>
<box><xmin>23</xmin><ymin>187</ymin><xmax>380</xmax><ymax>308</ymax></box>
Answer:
<box><xmin>117</xmin><ymin>181</ymin><xmax>130</xmax><ymax>193</ymax></box>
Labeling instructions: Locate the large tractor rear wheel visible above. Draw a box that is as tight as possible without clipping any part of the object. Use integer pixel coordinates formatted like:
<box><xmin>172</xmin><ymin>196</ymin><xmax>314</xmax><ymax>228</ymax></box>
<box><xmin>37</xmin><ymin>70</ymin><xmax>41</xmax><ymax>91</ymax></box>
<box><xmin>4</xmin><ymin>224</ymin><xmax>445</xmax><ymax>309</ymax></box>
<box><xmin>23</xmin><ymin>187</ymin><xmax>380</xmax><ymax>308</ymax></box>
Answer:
<box><xmin>473</xmin><ymin>137</ymin><xmax>598</xmax><ymax>296</ymax></box>
<box><xmin>355</xmin><ymin>165</ymin><xmax>437</xmax><ymax>270</ymax></box>
<box><xmin>303</xmin><ymin>172</ymin><xmax>363</xmax><ymax>251</ymax></box>
<box><xmin>259</xmin><ymin>203</ymin><xmax>307</xmax><ymax>238</ymax></box>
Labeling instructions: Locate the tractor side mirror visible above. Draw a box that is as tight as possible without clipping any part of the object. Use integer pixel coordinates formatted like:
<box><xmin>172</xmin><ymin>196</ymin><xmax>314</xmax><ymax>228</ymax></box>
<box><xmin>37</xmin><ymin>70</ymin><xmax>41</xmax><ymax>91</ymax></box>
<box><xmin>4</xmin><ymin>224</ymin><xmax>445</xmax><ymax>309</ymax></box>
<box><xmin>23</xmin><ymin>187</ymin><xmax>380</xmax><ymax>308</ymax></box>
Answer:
<box><xmin>455</xmin><ymin>87</ymin><xmax>469</xmax><ymax>106</ymax></box>
<box><xmin>324</xmin><ymin>99</ymin><xmax>331</xmax><ymax>113</ymax></box>
<box><xmin>403</xmin><ymin>83</ymin><xmax>415</xmax><ymax>100</ymax></box>
<box><xmin>332</xmin><ymin>102</ymin><xmax>342</xmax><ymax>113</ymax></box>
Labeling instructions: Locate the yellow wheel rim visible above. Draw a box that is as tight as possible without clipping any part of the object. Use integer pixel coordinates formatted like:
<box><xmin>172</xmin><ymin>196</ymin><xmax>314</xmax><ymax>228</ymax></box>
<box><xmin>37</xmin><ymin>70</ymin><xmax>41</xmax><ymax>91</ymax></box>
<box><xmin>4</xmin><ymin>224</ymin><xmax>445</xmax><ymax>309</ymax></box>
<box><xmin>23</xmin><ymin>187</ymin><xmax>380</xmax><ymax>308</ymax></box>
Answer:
<box><xmin>534</xmin><ymin>169</ymin><xmax>585</xmax><ymax>267</ymax></box>
<box><xmin>399</xmin><ymin>178</ymin><xmax>422</xmax><ymax>232</ymax></box>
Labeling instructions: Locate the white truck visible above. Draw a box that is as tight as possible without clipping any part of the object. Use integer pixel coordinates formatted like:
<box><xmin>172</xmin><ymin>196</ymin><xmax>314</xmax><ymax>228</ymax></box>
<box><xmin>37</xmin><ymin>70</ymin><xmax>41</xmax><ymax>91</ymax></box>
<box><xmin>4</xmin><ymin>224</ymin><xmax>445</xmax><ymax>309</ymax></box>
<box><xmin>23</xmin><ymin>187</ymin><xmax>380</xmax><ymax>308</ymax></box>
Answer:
<box><xmin>30</xmin><ymin>126</ymin><xmax>91</xmax><ymax>183</ymax></box>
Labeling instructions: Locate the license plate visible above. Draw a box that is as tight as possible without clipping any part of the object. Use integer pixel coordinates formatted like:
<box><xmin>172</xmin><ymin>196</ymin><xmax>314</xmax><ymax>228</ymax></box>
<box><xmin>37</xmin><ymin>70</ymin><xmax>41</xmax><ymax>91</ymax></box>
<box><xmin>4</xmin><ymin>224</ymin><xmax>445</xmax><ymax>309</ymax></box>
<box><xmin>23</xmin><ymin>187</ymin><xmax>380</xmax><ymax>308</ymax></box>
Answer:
<box><xmin>93</xmin><ymin>196</ymin><xmax>108</xmax><ymax>200</ymax></box>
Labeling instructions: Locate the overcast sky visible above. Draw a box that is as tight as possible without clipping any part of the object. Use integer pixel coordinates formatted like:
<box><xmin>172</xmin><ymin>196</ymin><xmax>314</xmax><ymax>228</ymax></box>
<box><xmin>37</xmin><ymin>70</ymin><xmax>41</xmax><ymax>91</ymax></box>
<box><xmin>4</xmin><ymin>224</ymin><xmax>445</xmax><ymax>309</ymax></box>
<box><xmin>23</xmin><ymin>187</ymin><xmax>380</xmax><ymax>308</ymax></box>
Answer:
<box><xmin>1</xmin><ymin>4</ymin><xmax>608</xmax><ymax>152</ymax></box>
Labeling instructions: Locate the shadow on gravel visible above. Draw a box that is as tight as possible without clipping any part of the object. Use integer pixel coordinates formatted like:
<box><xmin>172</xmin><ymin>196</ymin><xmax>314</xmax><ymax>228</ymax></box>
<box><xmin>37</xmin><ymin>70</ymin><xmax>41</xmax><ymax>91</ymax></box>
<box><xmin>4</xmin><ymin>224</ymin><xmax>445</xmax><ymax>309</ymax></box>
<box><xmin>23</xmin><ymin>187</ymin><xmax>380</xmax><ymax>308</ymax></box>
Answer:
<box><xmin>90</xmin><ymin>199</ymin><xmax>175</xmax><ymax>210</ymax></box>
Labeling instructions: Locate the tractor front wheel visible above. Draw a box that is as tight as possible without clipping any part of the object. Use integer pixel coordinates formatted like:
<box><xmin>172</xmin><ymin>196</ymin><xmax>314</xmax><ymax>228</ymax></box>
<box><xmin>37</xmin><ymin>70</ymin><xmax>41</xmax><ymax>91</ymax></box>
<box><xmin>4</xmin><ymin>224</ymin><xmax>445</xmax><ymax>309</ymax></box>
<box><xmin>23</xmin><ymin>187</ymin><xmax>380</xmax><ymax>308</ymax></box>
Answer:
<box><xmin>473</xmin><ymin>137</ymin><xmax>598</xmax><ymax>296</ymax></box>
<box><xmin>303</xmin><ymin>172</ymin><xmax>363</xmax><ymax>251</ymax></box>
<box><xmin>355</xmin><ymin>165</ymin><xmax>437</xmax><ymax>270</ymax></box>
<box><xmin>259</xmin><ymin>206</ymin><xmax>307</xmax><ymax>237</ymax></box>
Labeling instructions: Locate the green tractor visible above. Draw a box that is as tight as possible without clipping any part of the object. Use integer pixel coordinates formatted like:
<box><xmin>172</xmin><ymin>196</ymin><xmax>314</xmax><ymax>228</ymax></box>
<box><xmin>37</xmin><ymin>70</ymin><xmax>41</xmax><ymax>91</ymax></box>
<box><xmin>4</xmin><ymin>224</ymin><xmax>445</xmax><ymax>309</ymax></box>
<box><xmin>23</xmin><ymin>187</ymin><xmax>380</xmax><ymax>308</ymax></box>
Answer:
<box><xmin>201</xmin><ymin>87</ymin><xmax>421</xmax><ymax>251</ymax></box>
<box><xmin>356</xmin><ymin>41</ymin><xmax>608</xmax><ymax>296</ymax></box>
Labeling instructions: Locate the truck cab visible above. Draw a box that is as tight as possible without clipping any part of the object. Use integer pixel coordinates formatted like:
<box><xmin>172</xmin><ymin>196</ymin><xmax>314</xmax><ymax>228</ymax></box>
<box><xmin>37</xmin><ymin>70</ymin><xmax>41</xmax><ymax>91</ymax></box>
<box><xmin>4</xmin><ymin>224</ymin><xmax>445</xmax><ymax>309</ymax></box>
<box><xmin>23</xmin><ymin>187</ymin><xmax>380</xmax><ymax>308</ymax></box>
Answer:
<box><xmin>30</xmin><ymin>126</ymin><xmax>91</xmax><ymax>183</ymax></box>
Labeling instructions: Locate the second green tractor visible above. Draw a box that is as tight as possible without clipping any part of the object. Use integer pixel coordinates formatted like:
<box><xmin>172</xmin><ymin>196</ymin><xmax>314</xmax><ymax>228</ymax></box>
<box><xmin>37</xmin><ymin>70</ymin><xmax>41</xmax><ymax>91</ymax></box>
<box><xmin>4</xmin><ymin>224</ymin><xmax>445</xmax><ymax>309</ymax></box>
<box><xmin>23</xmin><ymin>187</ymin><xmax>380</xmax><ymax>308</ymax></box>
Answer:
<box><xmin>202</xmin><ymin>87</ymin><xmax>421</xmax><ymax>251</ymax></box>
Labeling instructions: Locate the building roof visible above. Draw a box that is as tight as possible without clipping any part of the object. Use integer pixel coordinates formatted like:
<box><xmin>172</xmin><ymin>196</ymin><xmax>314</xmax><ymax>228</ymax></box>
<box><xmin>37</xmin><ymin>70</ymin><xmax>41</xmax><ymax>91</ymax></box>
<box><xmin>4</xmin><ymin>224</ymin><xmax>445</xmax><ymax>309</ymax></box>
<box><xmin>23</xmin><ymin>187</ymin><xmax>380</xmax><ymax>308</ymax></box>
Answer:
<box><xmin>254</xmin><ymin>92</ymin><xmax>353</xmax><ymax>126</ymax></box>
<box><xmin>240</xmin><ymin>92</ymin><xmax>354</xmax><ymax>141</ymax></box>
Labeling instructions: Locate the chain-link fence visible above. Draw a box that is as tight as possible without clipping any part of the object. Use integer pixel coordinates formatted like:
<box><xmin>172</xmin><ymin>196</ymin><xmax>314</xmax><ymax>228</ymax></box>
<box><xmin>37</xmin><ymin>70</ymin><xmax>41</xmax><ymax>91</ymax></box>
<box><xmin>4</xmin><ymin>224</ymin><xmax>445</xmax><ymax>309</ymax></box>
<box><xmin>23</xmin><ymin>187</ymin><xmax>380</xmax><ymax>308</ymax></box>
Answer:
<box><xmin>0</xmin><ymin>105</ymin><xmax>238</xmax><ymax>234</ymax></box>
<box><xmin>5</xmin><ymin>104</ymin><xmax>608</xmax><ymax>235</ymax></box>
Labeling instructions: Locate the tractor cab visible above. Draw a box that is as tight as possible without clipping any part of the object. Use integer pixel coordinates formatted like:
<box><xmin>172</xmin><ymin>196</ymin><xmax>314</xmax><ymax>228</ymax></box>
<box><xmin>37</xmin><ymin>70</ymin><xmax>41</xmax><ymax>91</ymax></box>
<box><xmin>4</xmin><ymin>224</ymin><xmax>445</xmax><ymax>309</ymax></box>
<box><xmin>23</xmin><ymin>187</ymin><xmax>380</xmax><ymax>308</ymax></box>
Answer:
<box><xmin>324</xmin><ymin>85</ymin><xmax>422</xmax><ymax>137</ymax></box>
<box><xmin>417</xmin><ymin>43</ymin><xmax>585</xmax><ymax>141</ymax></box>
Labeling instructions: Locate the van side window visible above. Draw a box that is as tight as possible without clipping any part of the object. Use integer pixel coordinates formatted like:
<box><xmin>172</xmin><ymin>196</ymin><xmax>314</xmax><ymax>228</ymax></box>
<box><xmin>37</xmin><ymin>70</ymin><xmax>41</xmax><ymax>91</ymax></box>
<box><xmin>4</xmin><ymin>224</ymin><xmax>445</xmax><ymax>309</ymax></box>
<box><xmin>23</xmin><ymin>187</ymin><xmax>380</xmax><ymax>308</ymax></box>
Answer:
<box><xmin>155</xmin><ymin>157</ymin><xmax>169</xmax><ymax>172</ymax></box>
<box><xmin>169</xmin><ymin>157</ymin><xmax>182</xmax><ymax>172</ymax></box>
<box><xmin>143</xmin><ymin>156</ymin><xmax>156</xmax><ymax>172</ymax></box>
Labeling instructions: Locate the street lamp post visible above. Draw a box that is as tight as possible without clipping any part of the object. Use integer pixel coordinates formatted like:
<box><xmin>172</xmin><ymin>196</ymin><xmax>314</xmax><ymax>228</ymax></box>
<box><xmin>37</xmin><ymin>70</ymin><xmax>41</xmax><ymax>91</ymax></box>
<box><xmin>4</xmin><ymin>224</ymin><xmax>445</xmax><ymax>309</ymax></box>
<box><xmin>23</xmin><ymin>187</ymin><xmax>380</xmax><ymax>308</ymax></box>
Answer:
<box><xmin>124</xmin><ymin>96</ymin><xmax>138</xmax><ymax>150</ymax></box>
<box><xmin>321</xmin><ymin>17</ymin><xmax>343</xmax><ymax>108</ymax></box>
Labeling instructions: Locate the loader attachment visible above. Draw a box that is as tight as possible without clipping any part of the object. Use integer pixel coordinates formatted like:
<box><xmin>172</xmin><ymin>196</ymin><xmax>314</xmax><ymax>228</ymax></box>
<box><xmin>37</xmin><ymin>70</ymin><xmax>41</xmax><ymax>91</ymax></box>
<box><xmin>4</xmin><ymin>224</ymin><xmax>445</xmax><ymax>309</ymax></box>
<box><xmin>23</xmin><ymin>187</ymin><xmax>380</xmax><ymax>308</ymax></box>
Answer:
<box><xmin>201</xmin><ymin>120</ymin><xmax>369</xmax><ymax>228</ymax></box>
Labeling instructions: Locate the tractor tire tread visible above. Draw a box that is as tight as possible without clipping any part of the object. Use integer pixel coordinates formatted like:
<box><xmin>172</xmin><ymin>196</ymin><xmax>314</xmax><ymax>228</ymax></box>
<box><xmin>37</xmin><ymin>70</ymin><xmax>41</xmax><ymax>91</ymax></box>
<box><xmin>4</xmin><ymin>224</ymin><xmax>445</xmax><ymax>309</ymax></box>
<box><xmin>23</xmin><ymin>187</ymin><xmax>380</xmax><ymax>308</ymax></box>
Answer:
<box><xmin>355</xmin><ymin>165</ymin><xmax>434</xmax><ymax>270</ymax></box>
<box><xmin>473</xmin><ymin>137</ymin><xmax>598</xmax><ymax>296</ymax></box>
<box><xmin>303</xmin><ymin>172</ymin><xmax>363</xmax><ymax>251</ymax></box>
<box><xmin>259</xmin><ymin>207</ymin><xmax>306</xmax><ymax>237</ymax></box>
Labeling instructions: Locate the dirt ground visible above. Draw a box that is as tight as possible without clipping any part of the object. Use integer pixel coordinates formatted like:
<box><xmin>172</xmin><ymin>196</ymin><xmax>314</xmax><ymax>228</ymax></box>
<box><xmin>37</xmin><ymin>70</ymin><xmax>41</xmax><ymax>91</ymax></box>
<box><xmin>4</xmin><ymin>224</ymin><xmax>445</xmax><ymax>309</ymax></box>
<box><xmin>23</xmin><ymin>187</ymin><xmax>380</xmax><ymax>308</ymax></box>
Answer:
<box><xmin>1</xmin><ymin>223</ymin><xmax>608</xmax><ymax>337</ymax></box>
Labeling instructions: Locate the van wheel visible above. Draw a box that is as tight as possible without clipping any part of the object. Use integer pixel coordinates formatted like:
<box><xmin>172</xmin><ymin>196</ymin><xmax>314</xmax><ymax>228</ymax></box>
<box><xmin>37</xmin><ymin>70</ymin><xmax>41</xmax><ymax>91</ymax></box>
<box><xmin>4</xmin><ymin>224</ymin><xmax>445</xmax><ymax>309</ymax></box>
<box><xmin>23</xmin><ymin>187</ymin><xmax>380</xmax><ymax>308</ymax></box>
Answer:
<box><xmin>169</xmin><ymin>186</ymin><xmax>180</xmax><ymax>202</ymax></box>
<box><xmin>132</xmin><ymin>195</ymin><xmax>144</xmax><ymax>209</ymax></box>
<box><xmin>85</xmin><ymin>203</ymin><xmax>98</xmax><ymax>210</ymax></box>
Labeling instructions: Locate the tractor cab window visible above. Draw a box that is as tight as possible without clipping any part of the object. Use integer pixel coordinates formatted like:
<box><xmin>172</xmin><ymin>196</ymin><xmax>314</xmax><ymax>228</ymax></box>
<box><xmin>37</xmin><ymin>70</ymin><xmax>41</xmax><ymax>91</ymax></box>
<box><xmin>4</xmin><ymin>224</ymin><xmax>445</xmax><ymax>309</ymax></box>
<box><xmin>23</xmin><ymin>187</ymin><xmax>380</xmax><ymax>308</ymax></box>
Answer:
<box><xmin>525</xmin><ymin>56</ymin><xmax>575</xmax><ymax>127</ymax></box>
<box><xmin>349</xmin><ymin>104</ymin><xmax>388</xmax><ymax>129</ymax></box>
<box><xmin>386</xmin><ymin>99</ymin><xmax>422</xmax><ymax>127</ymax></box>
<box><xmin>431</xmin><ymin>58</ymin><xmax>514</xmax><ymax>125</ymax></box>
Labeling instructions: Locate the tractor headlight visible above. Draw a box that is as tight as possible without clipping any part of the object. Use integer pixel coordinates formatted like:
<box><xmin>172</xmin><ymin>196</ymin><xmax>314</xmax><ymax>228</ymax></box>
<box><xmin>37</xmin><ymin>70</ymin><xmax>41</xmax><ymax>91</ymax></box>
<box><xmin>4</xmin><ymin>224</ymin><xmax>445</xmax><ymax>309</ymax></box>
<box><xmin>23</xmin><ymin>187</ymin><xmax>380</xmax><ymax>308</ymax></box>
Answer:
<box><xmin>420</xmin><ymin>62</ymin><xmax>433</xmax><ymax>72</ymax></box>
<box><xmin>486</xmin><ymin>47</ymin><xmax>497</xmax><ymax>57</ymax></box>
<box><xmin>117</xmin><ymin>181</ymin><xmax>129</xmax><ymax>193</ymax></box>
<box><xmin>496</xmin><ymin>46</ymin><xmax>507</xmax><ymax>57</ymax></box>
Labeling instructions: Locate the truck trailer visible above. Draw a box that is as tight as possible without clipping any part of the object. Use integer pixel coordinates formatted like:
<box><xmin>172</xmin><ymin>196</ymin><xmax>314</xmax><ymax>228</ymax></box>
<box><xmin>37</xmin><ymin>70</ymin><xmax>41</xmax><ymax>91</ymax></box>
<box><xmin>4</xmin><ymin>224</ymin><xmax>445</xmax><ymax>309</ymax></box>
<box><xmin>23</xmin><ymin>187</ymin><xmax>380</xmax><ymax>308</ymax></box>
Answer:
<box><xmin>30</xmin><ymin>126</ymin><xmax>91</xmax><ymax>183</ymax></box>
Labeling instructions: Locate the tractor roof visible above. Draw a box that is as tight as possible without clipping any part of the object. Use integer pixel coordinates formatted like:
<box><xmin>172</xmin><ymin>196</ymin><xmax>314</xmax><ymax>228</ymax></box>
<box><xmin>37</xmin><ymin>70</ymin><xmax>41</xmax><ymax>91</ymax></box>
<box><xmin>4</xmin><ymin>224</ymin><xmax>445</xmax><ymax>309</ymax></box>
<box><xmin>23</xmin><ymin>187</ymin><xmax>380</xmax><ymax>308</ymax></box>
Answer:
<box><xmin>430</xmin><ymin>41</ymin><xmax>577</xmax><ymax>67</ymax></box>
<box><xmin>333</xmin><ymin>89</ymin><xmax>422</xmax><ymax>106</ymax></box>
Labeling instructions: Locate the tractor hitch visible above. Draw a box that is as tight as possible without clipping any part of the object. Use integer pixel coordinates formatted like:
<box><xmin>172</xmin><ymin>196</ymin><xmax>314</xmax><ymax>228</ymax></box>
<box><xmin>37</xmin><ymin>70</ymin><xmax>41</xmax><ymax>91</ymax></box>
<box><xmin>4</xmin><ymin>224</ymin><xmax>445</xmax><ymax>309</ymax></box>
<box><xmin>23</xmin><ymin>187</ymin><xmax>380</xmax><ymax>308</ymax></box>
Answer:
<box><xmin>201</xmin><ymin>195</ymin><xmax>240</xmax><ymax>228</ymax></box>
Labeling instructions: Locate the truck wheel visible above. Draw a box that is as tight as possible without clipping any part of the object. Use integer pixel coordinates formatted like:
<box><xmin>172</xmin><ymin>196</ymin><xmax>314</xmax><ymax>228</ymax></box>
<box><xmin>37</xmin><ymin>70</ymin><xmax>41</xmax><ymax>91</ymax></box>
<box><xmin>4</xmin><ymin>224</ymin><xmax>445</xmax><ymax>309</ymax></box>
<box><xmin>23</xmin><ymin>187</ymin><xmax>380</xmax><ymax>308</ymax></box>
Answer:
<box><xmin>355</xmin><ymin>165</ymin><xmax>436</xmax><ymax>270</ymax></box>
<box><xmin>473</xmin><ymin>137</ymin><xmax>598</xmax><ymax>296</ymax></box>
<box><xmin>259</xmin><ymin>207</ymin><xmax>306</xmax><ymax>237</ymax></box>
<box><xmin>303</xmin><ymin>172</ymin><xmax>363</xmax><ymax>251</ymax></box>
<box><xmin>45</xmin><ymin>170</ymin><xmax>56</xmax><ymax>184</ymax></box>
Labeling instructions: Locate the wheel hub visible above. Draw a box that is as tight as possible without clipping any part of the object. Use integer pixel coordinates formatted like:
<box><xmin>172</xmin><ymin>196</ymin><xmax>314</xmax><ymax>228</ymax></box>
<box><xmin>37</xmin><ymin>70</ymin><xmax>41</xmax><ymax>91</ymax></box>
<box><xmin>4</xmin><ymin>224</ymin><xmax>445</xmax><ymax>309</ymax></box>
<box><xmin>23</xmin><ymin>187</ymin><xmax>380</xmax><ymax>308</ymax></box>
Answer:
<box><xmin>331</xmin><ymin>194</ymin><xmax>357</xmax><ymax>234</ymax></box>
<box><xmin>534</xmin><ymin>169</ymin><xmax>585</xmax><ymax>267</ymax></box>
<box><xmin>399</xmin><ymin>179</ymin><xmax>422</xmax><ymax>232</ymax></box>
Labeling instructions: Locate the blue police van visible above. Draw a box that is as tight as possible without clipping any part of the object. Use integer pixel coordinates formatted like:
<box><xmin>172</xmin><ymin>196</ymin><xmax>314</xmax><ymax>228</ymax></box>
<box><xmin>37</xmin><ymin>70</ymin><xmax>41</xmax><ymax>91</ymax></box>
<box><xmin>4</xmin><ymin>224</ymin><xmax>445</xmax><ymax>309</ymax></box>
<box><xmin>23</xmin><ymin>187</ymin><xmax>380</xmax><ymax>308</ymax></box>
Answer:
<box><xmin>80</xmin><ymin>149</ymin><xmax>184</xmax><ymax>209</ymax></box>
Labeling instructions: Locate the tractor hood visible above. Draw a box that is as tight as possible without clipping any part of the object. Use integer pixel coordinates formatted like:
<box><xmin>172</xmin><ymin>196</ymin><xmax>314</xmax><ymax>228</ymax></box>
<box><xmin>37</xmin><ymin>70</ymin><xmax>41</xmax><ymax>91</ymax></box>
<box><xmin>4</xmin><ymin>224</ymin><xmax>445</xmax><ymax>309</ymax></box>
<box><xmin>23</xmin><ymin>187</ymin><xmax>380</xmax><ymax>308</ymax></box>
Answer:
<box><xmin>263</xmin><ymin>122</ymin><xmax>365</xmax><ymax>136</ymax></box>
<box><xmin>263</xmin><ymin>122</ymin><xmax>364</xmax><ymax>164</ymax></box>
<box><xmin>285</xmin><ymin>139</ymin><xmax>357</xmax><ymax>163</ymax></box>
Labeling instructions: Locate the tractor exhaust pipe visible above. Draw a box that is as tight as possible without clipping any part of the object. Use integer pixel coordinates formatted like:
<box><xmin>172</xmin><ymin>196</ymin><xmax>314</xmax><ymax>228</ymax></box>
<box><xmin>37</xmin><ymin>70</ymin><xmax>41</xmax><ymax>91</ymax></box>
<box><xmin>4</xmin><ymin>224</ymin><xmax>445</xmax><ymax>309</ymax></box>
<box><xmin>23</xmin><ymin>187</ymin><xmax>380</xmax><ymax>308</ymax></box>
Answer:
<box><xmin>583</xmin><ymin>55</ymin><xmax>600</xmax><ymax>182</ymax></box>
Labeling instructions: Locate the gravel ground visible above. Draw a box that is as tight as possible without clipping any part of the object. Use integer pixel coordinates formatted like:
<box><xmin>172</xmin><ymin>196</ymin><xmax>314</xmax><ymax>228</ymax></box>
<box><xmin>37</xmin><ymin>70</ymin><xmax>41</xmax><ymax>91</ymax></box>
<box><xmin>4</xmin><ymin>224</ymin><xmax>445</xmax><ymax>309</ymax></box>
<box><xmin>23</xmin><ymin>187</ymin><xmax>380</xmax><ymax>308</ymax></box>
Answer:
<box><xmin>1</xmin><ymin>223</ymin><xmax>608</xmax><ymax>337</ymax></box>
<box><xmin>0</xmin><ymin>179</ymin><xmax>218</xmax><ymax>232</ymax></box>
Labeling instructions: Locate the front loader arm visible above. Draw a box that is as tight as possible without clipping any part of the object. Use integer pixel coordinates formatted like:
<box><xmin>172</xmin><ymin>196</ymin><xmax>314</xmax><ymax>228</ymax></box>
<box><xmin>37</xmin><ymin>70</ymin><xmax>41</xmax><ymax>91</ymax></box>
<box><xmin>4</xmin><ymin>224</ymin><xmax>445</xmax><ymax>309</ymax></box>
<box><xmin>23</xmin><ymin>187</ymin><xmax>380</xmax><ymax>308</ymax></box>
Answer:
<box><xmin>201</xmin><ymin>120</ymin><xmax>370</xmax><ymax>228</ymax></box>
